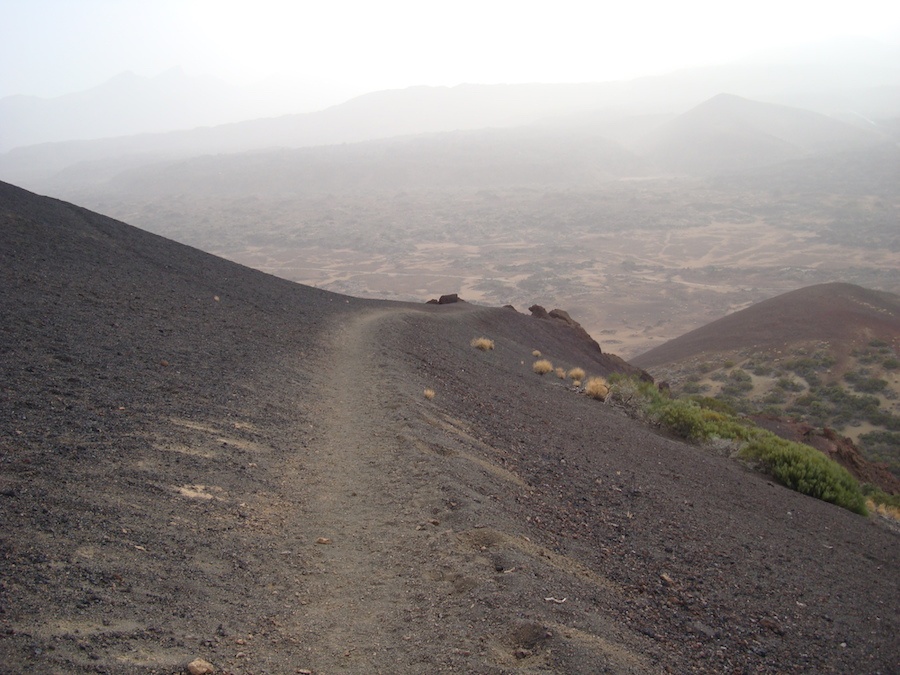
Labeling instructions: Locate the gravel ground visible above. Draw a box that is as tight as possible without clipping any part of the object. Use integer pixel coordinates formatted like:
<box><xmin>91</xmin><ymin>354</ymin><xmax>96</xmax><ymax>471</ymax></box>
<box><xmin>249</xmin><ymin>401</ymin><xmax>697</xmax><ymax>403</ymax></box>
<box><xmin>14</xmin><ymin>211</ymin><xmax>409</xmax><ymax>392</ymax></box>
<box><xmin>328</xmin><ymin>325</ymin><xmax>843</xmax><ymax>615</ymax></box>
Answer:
<box><xmin>1</xmin><ymin>181</ymin><xmax>898</xmax><ymax>674</ymax></box>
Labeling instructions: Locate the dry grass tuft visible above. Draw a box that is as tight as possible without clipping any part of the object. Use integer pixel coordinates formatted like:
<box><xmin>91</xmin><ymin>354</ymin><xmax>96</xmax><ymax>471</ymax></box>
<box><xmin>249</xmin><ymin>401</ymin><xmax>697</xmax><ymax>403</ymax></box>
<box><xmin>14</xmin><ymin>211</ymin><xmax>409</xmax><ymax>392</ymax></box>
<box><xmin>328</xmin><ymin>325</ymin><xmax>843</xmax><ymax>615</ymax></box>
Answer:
<box><xmin>585</xmin><ymin>376</ymin><xmax>610</xmax><ymax>400</ymax></box>
<box><xmin>532</xmin><ymin>350</ymin><xmax>542</xmax><ymax>358</ymax></box>
<box><xmin>533</xmin><ymin>359</ymin><xmax>553</xmax><ymax>375</ymax></box>
<box><xmin>471</xmin><ymin>337</ymin><xmax>495</xmax><ymax>351</ymax></box>
<box><xmin>568</xmin><ymin>367</ymin><xmax>585</xmax><ymax>381</ymax></box>
<box><xmin>868</xmin><ymin>499</ymin><xmax>900</xmax><ymax>522</ymax></box>
<box><xmin>554</xmin><ymin>367</ymin><xmax>567</xmax><ymax>379</ymax></box>
<box><xmin>423</xmin><ymin>388</ymin><xmax>436</xmax><ymax>400</ymax></box>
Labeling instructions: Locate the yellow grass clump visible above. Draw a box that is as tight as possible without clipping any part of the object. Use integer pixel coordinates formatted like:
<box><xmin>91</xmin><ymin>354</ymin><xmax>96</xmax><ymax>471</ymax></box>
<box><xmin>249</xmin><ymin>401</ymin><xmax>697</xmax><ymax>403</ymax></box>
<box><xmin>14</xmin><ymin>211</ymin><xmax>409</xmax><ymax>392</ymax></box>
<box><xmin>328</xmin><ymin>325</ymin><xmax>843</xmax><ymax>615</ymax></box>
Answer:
<box><xmin>568</xmin><ymin>367</ymin><xmax>585</xmax><ymax>381</ymax></box>
<box><xmin>423</xmin><ymin>388</ymin><xmax>436</xmax><ymax>400</ymax></box>
<box><xmin>471</xmin><ymin>337</ymin><xmax>495</xmax><ymax>351</ymax></box>
<box><xmin>867</xmin><ymin>499</ymin><xmax>900</xmax><ymax>522</ymax></box>
<box><xmin>585</xmin><ymin>376</ymin><xmax>610</xmax><ymax>400</ymax></box>
<box><xmin>554</xmin><ymin>367</ymin><xmax>567</xmax><ymax>379</ymax></box>
<box><xmin>532</xmin><ymin>350</ymin><xmax>542</xmax><ymax>357</ymax></box>
<box><xmin>533</xmin><ymin>359</ymin><xmax>553</xmax><ymax>375</ymax></box>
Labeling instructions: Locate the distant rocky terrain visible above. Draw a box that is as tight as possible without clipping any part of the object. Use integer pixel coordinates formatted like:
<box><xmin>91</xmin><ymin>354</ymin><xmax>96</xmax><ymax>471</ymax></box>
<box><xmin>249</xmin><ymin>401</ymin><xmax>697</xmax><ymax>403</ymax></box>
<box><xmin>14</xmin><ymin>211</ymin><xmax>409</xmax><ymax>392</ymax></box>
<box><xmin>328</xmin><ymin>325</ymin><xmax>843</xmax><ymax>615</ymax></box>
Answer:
<box><xmin>2</xmin><ymin>86</ymin><xmax>895</xmax><ymax>363</ymax></box>
<box><xmin>1</xmin><ymin>182</ymin><xmax>898</xmax><ymax>673</ymax></box>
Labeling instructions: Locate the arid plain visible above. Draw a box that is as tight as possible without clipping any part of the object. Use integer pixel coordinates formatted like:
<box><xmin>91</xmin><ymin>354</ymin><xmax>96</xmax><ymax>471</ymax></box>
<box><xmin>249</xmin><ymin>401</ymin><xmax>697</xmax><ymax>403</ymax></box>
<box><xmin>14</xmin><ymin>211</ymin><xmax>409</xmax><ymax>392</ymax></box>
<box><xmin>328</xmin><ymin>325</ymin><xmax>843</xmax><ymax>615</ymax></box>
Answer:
<box><xmin>92</xmin><ymin>178</ymin><xmax>899</xmax><ymax>360</ymax></box>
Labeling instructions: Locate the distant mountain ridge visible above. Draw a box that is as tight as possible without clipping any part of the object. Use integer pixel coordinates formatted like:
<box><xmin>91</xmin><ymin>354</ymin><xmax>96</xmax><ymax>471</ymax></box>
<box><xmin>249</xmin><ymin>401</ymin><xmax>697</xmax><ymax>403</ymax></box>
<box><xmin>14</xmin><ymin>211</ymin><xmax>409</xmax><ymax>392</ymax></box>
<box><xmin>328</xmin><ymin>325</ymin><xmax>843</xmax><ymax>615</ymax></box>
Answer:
<box><xmin>2</xmin><ymin>61</ymin><xmax>899</xmax><ymax>192</ymax></box>
<box><xmin>0</xmin><ymin>68</ymin><xmax>358</xmax><ymax>153</ymax></box>
<box><xmin>4</xmin><ymin>92</ymin><xmax>894</xmax><ymax>202</ymax></box>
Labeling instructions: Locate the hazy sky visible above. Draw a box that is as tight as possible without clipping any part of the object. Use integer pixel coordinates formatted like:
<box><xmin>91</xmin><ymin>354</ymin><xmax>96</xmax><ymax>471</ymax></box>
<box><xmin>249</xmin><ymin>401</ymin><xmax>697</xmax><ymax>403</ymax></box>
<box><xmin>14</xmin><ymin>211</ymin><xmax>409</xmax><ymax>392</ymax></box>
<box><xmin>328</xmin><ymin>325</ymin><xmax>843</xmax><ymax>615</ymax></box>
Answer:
<box><xmin>2</xmin><ymin>0</ymin><xmax>899</xmax><ymax>98</ymax></box>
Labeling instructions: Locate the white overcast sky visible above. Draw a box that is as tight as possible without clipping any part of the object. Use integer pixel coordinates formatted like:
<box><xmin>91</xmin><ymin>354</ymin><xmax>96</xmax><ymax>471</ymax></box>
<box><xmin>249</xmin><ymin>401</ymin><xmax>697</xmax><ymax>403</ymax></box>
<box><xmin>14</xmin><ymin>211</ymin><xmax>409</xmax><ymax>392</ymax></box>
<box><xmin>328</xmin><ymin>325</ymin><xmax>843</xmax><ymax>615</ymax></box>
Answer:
<box><xmin>2</xmin><ymin>0</ymin><xmax>899</xmax><ymax>98</ymax></box>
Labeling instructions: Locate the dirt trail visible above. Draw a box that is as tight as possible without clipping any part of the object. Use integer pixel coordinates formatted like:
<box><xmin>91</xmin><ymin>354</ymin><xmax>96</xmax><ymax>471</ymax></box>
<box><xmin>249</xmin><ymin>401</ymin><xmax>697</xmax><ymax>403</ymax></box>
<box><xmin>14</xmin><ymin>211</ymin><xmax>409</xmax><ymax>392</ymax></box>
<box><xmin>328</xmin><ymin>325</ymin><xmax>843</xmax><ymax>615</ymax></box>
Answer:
<box><xmin>279</xmin><ymin>307</ymin><xmax>659</xmax><ymax>674</ymax></box>
<box><xmin>287</xmin><ymin>309</ymin><xmax>420</xmax><ymax>670</ymax></box>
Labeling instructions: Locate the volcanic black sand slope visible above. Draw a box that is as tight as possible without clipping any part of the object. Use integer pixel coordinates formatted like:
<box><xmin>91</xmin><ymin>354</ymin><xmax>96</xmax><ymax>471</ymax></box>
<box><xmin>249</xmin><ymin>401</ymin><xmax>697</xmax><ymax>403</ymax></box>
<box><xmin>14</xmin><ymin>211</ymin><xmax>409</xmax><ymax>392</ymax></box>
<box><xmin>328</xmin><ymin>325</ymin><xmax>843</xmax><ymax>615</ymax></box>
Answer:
<box><xmin>1</xmin><ymin>181</ymin><xmax>898</xmax><ymax>674</ymax></box>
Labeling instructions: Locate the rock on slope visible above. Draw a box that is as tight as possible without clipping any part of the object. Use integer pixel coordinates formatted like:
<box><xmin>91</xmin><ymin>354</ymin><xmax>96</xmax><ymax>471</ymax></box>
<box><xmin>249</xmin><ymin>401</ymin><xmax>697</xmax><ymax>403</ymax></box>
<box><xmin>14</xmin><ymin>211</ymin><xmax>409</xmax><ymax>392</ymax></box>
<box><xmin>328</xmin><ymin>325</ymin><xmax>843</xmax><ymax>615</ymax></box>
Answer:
<box><xmin>1</xmin><ymin>182</ymin><xmax>898</xmax><ymax>673</ymax></box>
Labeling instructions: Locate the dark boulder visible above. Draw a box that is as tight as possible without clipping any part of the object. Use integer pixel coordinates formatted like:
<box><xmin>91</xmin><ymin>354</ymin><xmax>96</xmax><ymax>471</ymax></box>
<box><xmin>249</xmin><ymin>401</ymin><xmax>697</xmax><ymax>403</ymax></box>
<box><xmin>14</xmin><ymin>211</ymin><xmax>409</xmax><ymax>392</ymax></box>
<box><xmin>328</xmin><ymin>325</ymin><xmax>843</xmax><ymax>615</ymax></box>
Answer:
<box><xmin>528</xmin><ymin>304</ymin><xmax>550</xmax><ymax>319</ymax></box>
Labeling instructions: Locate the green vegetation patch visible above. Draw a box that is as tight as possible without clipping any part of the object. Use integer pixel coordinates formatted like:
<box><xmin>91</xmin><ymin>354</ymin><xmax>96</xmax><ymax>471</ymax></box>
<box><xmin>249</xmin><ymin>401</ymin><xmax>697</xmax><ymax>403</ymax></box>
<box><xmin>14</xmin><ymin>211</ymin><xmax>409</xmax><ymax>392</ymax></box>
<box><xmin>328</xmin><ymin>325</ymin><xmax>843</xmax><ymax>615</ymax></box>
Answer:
<box><xmin>651</xmin><ymin>399</ymin><xmax>754</xmax><ymax>442</ymax></box>
<box><xmin>862</xmin><ymin>483</ymin><xmax>900</xmax><ymax>511</ymax></box>
<box><xmin>608</xmin><ymin>374</ymin><xmax>869</xmax><ymax>516</ymax></box>
<box><xmin>859</xmin><ymin>430</ymin><xmax>900</xmax><ymax>477</ymax></box>
<box><xmin>740</xmin><ymin>436</ymin><xmax>868</xmax><ymax>515</ymax></box>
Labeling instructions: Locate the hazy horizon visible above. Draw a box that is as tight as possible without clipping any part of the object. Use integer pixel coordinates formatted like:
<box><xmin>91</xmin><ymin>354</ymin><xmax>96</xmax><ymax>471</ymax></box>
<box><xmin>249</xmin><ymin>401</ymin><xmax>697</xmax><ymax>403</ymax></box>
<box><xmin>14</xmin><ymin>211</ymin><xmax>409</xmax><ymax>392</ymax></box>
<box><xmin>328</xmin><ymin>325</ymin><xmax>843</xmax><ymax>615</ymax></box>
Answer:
<box><xmin>3</xmin><ymin>0</ymin><xmax>899</xmax><ymax>101</ymax></box>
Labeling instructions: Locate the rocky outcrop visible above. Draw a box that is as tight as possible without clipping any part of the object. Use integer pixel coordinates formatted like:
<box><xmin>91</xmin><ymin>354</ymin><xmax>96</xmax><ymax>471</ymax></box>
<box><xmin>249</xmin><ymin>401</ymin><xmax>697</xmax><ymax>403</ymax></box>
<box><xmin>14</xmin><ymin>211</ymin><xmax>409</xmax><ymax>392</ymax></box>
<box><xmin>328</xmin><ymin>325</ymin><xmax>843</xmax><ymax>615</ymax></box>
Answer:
<box><xmin>548</xmin><ymin>309</ymin><xmax>603</xmax><ymax>353</ymax></box>
<box><xmin>527</xmin><ymin>303</ymin><xmax>653</xmax><ymax>381</ymax></box>
<box><xmin>529</xmin><ymin>305</ymin><xmax>602</xmax><ymax>353</ymax></box>
<box><xmin>528</xmin><ymin>304</ymin><xmax>550</xmax><ymax>319</ymax></box>
<box><xmin>426</xmin><ymin>293</ymin><xmax>465</xmax><ymax>305</ymax></box>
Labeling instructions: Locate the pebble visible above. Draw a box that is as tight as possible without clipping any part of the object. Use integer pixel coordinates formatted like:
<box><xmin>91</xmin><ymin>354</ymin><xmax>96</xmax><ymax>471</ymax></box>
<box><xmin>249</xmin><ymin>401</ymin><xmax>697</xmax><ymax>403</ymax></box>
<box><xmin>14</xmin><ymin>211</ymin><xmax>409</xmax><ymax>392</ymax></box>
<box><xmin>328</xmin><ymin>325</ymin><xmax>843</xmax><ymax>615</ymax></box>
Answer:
<box><xmin>186</xmin><ymin>658</ymin><xmax>215</xmax><ymax>675</ymax></box>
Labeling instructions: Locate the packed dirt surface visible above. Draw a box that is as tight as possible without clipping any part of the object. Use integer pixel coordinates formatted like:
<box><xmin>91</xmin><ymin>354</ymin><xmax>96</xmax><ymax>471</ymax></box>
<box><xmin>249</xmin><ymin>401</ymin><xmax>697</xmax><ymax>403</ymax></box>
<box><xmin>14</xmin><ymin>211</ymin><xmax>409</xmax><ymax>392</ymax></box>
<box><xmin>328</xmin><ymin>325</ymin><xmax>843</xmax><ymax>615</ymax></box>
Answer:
<box><xmin>1</xmin><ymin>181</ymin><xmax>898</xmax><ymax>674</ymax></box>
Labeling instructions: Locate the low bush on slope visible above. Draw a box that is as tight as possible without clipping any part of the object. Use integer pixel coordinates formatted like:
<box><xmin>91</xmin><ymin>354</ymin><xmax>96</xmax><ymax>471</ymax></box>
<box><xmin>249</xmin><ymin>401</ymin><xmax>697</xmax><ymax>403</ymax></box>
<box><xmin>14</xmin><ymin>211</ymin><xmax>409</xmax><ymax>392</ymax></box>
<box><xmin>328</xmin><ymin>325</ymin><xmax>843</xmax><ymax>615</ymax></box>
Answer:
<box><xmin>607</xmin><ymin>375</ymin><xmax>868</xmax><ymax>515</ymax></box>
<box><xmin>740</xmin><ymin>435</ymin><xmax>868</xmax><ymax>515</ymax></box>
<box><xmin>471</xmin><ymin>337</ymin><xmax>495</xmax><ymax>351</ymax></box>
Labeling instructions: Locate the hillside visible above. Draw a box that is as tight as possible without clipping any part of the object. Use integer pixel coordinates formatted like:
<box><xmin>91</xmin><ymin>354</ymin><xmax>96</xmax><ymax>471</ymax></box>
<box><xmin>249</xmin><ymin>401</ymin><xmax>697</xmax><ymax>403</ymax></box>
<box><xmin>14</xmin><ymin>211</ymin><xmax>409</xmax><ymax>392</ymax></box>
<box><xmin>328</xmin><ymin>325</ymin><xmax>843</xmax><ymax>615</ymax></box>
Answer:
<box><xmin>59</xmin><ymin>127</ymin><xmax>647</xmax><ymax>198</ymax></box>
<box><xmin>633</xmin><ymin>283</ymin><xmax>900</xmax><ymax>369</ymax></box>
<box><xmin>1</xmin><ymin>183</ymin><xmax>898</xmax><ymax>673</ymax></box>
<box><xmin>633</xmin><ymin>283</ymin><xmax>900</xmax><ymax>477</ymax></box>
<box><xmin>640</xmin><ymin>94</ymin><xmax>884</xmax><ymax>175</ymax></box>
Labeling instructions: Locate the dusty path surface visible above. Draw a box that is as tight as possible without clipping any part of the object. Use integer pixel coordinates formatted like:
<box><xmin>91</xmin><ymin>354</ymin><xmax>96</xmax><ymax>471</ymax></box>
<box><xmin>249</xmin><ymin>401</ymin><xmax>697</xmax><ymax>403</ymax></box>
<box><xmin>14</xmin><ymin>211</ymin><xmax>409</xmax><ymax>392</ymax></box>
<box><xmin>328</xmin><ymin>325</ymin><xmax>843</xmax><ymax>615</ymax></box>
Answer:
<box><xmin>288</xmin><ymin>308</ymin><xmax>659</xmax><ymax>673</ymax></box>
<box><xmin>292</xmin><ymin>309</ymin><xmax>432</xmax><ymax>670</ymax></box>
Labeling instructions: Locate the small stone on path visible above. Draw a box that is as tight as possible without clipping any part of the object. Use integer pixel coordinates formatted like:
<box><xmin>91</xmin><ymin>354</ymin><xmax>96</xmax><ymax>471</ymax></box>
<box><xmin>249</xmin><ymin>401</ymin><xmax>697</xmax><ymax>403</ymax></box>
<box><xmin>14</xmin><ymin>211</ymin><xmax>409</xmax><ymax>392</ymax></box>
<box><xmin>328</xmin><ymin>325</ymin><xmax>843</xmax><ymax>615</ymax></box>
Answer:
<box><xmin>187</xmin><ymin>658</ymin><xmax>215</xmax><ymax>675</ymax></box>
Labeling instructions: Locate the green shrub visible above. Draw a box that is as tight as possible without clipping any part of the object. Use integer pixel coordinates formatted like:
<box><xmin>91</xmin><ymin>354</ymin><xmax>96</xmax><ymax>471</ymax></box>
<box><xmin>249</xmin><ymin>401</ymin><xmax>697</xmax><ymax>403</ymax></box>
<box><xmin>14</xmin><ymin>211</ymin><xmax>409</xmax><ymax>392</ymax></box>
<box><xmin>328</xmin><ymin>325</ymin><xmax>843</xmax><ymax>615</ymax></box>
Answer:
<box><xmin>783</xmin><ymin>353</ymin><xmax>835</xmax><ymax>386</ymax></box>
<box><xmin>844</xmin><ymin>370</ymin><xmax>888</xmax><ymax>394</ymax></box>
<box><xmin>763</xmin><ymin>391</ymin><xmax>786</xmax><ymax>404</ymax></box>
<box><xmin>882</xmin><ymin>357</ymin><xmax>900</xmax><ymax>370</ymax></box>
<box><xmin>651</xmin><ymin>398</ymin><xmax>752</xmax><ymax>442</ymax></box>
<box><xmin>859</xmin><ymin>430</ymin><xmax>900</xmax><ymax>474</ymax></box>
<box><xmin>606</xmin><ymin>376</ymin><xmax>872</xmax><ymax>515</ymax></box>
<box><xmin>740</xmin><ymin>436</ymin><xmax>867</xmax><ymax>515</ymax></box>
<box><xmin>721</xmin><ymin>369</ymin><xmax>754</xmax><ymax>397</ymax></box>
<box><xmin>688</xmin><ymin>396</ymin><xmax>737</xmax><ymax>415</ymax></box>
<box><xmin>722</xmin><ymin>381</ymin><xmax>753</xmax><ymax>397</ymax></box>
<box><xmin>776</xmin><ymin>377</ymin><xmax>804</xmax><ymax>392</ymax></box>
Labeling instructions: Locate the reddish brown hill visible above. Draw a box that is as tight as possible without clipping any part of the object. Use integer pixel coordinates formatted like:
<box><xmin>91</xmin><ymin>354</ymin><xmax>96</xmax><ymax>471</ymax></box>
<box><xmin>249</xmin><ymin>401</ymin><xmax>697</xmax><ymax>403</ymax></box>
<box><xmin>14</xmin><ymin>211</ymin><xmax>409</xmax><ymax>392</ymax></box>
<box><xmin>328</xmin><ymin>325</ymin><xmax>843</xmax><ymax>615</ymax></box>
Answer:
<box><xmin>632</xmin><ymin>282</ymin><xmax>900</xmax><ymax>369</ymax></box>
